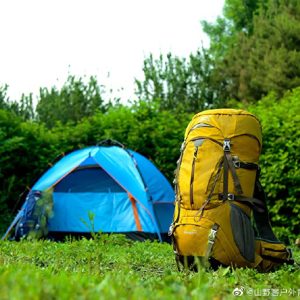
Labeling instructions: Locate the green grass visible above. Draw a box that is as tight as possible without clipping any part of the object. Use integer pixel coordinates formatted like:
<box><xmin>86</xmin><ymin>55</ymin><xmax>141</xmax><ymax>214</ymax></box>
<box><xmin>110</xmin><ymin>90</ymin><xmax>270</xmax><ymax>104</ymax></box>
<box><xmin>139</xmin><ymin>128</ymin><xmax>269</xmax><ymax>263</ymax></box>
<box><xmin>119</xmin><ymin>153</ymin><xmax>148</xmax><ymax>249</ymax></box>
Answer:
<box><xmin>0</xmin><ymin>235</ymin><xmax>299</xmax><ymax>300</ymax></box>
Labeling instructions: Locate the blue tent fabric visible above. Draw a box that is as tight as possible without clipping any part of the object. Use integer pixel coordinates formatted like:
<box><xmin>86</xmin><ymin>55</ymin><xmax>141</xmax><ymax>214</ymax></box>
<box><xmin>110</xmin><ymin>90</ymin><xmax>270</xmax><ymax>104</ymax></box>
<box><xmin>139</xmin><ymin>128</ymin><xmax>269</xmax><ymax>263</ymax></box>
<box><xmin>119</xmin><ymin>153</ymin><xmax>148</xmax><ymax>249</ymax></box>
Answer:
<box><xmin>32</xmin><ymin>147</ymin><xmax>98</xmax><ymax>191</ymax></box>
<box><xmin>48</xmin><ymin>193</ymin><xmax>137</xmax><ymax>233</ymax></box>
<box><xmin>129</xmin><ymin>150</ymin><xmax>175</xmax><ymax>233</ymax></box>
<box><xmin>92</xmin><ymin>147</ymin><xmax>147</xmax><ymax>205</ymax></box>
<box><xmin>12</xmin><ymin>145</ymin><xmax>174</xmax><ymax>241</ymax></box>
<box><xmin>129</xmin><ymin>150</ymin><xmax>174</xmax><ymax>203</ymax></box>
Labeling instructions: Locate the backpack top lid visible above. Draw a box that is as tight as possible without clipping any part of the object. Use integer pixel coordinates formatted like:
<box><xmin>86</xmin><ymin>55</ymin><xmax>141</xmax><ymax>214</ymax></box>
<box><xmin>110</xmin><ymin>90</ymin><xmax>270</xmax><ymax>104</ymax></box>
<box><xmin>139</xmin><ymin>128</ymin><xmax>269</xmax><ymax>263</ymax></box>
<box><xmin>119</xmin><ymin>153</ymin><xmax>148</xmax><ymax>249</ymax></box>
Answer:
<box><xmin>193</xmin><ymin>108</ymin><xmax>259</xmax><ymax>118</ymax></box>
<box><xmin>186</xmin><ymin>109</ymin><xmax>262</xmax><ymax>149</ymax></box>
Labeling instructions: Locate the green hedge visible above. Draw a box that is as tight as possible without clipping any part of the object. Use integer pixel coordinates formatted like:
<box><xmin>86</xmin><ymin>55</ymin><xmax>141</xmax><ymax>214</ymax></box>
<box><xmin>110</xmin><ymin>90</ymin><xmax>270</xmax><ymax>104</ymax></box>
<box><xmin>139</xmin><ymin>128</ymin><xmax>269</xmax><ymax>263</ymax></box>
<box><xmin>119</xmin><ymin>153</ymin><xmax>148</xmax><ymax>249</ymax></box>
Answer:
<box><xmin>0</xmin><ymin>104</ymin><xmax>189</xmax><ymax>235</ymax></box>
<box><xmin>248</xmin><ymin>89</ymin><xmax>300</xmax><ymax>241</ymax></box>
<box><xmin>0</xmin><ymin>91</ymin><xmax>298</xmax><ymax>240</ymax></box>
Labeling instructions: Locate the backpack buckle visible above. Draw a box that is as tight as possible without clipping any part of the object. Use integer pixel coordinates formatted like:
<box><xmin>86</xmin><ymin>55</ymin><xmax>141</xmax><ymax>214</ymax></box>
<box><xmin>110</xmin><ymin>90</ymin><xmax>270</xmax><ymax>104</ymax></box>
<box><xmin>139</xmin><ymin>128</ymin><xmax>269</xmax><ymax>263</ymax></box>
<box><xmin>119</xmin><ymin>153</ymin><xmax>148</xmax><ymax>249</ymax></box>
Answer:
<box><xmin>208</xmin><ymin>225</ymin><xmax>219</xmax><ymax>243</ymax></box>
<box><xmin>180</xmin><ymin>142</ymin><xmax>185</xmax><ymax>152</ymax></box>
<box><xmin>228</xmin><ymin>194</ymin><xmax>235</xmax><ymax>201</ymax></box>
<box><xmin>232</xmin><ymin>156</ymin><xmax>240</xmax><ymax>168</ymax></box>
<box><xmin>168</xmin><ymin>224</ymin><xmax>174</xmax><ymax>236</ymax></box>
<box><xmin>223</xmin><ymin>139</ymin><xmax>231</xmax><ymax>152</ymax></box>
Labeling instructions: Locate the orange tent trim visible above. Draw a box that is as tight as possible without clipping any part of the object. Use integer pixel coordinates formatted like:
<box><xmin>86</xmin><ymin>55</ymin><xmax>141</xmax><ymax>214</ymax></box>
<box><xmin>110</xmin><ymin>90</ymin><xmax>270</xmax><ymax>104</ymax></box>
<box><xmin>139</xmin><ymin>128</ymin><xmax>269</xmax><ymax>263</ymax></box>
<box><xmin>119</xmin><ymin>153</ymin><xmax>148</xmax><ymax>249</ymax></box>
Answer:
<box><xmin>128</xmin><ymin>193</ymin><xmax>142</xmax><ymax>232</ymax></box>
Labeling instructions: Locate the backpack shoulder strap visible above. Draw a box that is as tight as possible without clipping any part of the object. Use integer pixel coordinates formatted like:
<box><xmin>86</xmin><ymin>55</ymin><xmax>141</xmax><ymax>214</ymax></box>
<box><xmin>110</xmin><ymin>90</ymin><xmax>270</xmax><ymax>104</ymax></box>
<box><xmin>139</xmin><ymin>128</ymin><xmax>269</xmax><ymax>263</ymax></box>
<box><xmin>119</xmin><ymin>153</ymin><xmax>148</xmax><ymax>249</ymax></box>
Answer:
<box><xmin>252</xmin><ymin>177</ymin><xmax>279</xmax><ymax>242</ymax></box>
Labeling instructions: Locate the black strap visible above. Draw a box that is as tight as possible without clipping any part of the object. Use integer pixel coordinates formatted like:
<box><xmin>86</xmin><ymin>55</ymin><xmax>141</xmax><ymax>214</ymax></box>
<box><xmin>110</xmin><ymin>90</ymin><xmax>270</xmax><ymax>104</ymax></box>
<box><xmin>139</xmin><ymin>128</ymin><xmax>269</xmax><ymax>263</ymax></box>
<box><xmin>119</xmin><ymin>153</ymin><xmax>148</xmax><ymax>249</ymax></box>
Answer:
<box><xmin>225</xmin><ymin>152</ymin><xmax>243</xmax><ymax>195</ymax></box>
<box><xmin>234</xmin><ymin>195</ymin><xmax>265</xmax><ymax>212</ymax></box>
<box><xmin>252</xmin><ymin>179</ymin><xmax>281</xmax><ymax>242</ymax></box>
<box><xmin>223</xmin><ymin>155</ymin><xmax>229</xmax><ymax>201</ymax></box>
<box><xmin>261</xmin><ymin>254</ymin><xmax>294</xmax><ymax>265</ymax></box>
<box><xmin>222</xmin><ymin>139</ymin><xmax>243</xmax><ymax>199</ymax></box>
<box><xmin>218</xmin><ymin>193</ymin><xmax>265</xmax><ymax>212</ymax></box>
<box><xmin>239</xmin><ymin>162</ymin><xmax>259</xmax><ymax>170</ymax></box>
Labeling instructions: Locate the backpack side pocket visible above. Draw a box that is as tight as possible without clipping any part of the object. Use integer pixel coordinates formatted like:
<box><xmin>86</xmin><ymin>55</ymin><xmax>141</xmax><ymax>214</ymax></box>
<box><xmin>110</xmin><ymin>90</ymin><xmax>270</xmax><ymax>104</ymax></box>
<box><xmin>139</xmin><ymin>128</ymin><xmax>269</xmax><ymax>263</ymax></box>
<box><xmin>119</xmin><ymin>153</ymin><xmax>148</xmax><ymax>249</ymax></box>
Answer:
<box><xmin>230</xmin><ymin>203</ymin><xmax>255</xmax><ymax>263</ymax></box>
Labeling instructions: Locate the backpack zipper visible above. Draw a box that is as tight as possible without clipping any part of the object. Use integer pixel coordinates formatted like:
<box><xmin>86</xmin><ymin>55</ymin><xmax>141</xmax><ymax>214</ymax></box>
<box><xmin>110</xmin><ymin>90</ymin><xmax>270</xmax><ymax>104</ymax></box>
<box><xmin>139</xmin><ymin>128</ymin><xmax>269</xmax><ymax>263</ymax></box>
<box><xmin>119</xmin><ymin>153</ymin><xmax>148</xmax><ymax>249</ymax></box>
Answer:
<box><xmin>190</xmin><ymin>136</ymin><xmax>222</xmax><ymax>147</ymax></box>
<box><xmin>231</xmin><ymin>133</ymin><xmax>262</xmax><ymax>149</ymax></box>
<box><xmin>190</xmin><ymin>146</ymin><xmax>199</xmax><ymax>207</ymax></box>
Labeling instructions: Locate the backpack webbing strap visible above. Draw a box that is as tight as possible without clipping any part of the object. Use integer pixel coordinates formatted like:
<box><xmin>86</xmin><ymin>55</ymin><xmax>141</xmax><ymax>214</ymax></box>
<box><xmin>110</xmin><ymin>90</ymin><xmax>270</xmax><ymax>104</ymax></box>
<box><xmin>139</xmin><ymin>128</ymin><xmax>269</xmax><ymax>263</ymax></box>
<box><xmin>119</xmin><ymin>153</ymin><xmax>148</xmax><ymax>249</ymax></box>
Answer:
<box><xmin>169</xmin><ymin>225</ymin><xmax>182</xmax><ymax>271</ymax></box>
<box><xmin>233</xmin><ymin>195</ymin><xmax>265</xmax><ymax>212</ymax></box>
<box><xmin>222</xmin><ymin>139</ymin><xmax>243</xmax><ymax>200</ymax></box>
<box><xmin>223</xmin><ymin>153</ymin><xmax>229</xmax><ymax>201</ymax></box>
<box><xmin>253</xmin><ymin>179</ymin><xmax>295</xmax><ymax>266</ymax></box>
<box><xmin>261</xmin><ymin>252</ymin><xmax>294</xmax><ymax>265</ymax></box>
<box><xmin>238</xmin><ymin>162</ymin><xmax>259</xmax><ymax>170</ymax></box>
<box><xmin>175</xmin><ymin>224</ymin><xmax>220</xmax><ymax>271</ymax></box>
<box><xmin>173</xmin><ymin>141</ymin><xmax>186</xmax><ymax>226</ymax></box>
<box><xmin>218</xmin><ymin>193</ymin><xmax>265</xmax><ymax>212</ymax></box>
<box><xmin>225</xmin><ymin>152</ymin><xmax>243</xmax><ymax>195</ymax></box>
<box><xmin>194</xmin><ymin>160</ymin><xmax>223</xmax><ymax>221</ymax></box>
<box><xmin>204</xmin><ymin>224</ymin><xmax>219</xmax><ymax>265</ymax></box>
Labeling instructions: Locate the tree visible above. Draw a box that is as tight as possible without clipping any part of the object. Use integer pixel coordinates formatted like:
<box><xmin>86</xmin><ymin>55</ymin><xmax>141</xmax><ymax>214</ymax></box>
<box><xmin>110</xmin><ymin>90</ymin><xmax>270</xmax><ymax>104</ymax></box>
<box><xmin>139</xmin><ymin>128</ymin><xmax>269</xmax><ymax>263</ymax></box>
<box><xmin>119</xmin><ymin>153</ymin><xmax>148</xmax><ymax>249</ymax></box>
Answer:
<box><xmin>248</xmin><ymin>88</ymin><xmax>300</xmax><ymax>239</ymax></box>
<box><xmin>0</xmin><ymin>84</ymin><xmax>35</xmax><ymax>120</ymax></box>
<box><xmin>0</xmin><ymin>109</ymin><xmax>61</xmax><ymax>234</ymax></box>
<box><xmin>134</xmin><ymin>0</ymin><xmax>272</xmax><ymax>110</ymax></box>
<box><xmin>135</xmin><ymin>51</ymin><xmax>224</xmax><ymax>113</ymax></box>
<box><xmin>204</xmin><ymin>0</ymin><xmax>300</xmax><ymax>102</ymax></box>
<box><xmin>0</xmin><ymin>84</ymin><xmax>9</xmax><ymax>110</ymax></box>
<box><xmin>36</xmin><ymin>75</ymin><xmax>107</xmax><ymax>128</ymax></box>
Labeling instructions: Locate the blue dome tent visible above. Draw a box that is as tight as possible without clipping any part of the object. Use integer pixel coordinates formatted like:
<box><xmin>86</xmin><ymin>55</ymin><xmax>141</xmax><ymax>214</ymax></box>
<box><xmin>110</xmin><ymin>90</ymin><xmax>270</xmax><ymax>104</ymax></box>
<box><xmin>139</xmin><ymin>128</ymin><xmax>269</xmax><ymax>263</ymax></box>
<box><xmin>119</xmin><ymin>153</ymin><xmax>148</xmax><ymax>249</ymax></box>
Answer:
<box><xmin>3</xmin><ymin>141</ymin><xmax>175</xmax><ymax>242</ymax></box>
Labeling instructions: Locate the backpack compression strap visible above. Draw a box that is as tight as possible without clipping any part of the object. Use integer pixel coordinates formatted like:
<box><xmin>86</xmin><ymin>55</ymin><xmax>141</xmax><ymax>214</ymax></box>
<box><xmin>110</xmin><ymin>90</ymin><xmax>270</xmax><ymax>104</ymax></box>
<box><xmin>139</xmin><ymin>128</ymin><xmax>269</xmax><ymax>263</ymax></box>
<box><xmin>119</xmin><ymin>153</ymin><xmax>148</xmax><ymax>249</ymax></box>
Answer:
<box><xmin>253</xmin><ymin>178</ymin><xmax>284</xmax><ymax>241</ymax></box>
<box><xmin>221</xmin><ymin>139</ymin><xmax>265</xmax><ymax>212</ymax></box>
<box><xmin>194</xmin><ymin>138</ymin><xmax>265</xmax><ymax>220</ymax></box>
<box><xmin>252</xmin><ymin>177</ymin><xmax>294</xmax><ymax>266</ymax></box>
<box><xmin>223</xmin><ymin>143</ymin><xmax>243</xmax><ymax>197</ymax></box>
<box><xmin>205</xmin><ymin>223</ymin><xmax>220</xmax><ymax>264</ymax></box>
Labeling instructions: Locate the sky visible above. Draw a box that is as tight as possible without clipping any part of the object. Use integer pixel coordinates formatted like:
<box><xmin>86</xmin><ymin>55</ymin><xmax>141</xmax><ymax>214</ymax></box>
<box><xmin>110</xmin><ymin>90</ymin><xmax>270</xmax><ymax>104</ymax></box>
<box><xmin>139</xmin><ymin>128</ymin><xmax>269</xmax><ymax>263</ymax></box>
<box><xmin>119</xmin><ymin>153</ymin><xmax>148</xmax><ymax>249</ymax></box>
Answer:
<box><xmin>0</xmin><ymin>0</ymin><xmax>224</xmax><ymax>104</ymax></box>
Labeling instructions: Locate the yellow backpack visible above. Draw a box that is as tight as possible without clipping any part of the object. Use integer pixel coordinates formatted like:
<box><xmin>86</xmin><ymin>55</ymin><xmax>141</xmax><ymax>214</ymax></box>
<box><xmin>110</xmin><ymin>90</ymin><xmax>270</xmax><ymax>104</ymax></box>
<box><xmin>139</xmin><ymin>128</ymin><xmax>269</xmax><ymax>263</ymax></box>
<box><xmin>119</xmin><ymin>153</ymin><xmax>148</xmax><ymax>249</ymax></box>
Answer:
<box><xmin>169</xmin><ymin>109</ymin><xmax>293</xmax><ymax>272</ymax></box>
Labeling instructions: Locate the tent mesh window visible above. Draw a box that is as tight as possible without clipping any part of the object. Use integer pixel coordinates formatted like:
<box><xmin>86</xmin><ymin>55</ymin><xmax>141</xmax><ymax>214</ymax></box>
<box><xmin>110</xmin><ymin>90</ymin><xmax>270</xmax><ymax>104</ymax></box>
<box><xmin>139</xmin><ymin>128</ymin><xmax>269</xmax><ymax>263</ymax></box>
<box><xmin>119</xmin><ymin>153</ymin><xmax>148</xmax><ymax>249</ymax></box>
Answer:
<box><xmin>54</xmin><ymin>167</ymin><xmax>125</xmax><ymax>193</ymax></box>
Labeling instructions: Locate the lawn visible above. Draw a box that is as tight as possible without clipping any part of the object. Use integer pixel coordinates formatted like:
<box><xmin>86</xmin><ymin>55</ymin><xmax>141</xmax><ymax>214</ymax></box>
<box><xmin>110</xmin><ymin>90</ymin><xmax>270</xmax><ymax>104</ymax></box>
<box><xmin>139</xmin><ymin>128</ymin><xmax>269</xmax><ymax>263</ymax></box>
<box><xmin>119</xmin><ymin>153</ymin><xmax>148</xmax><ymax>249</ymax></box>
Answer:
<box><xmin>0</xmin><ymin>235</ymin><xmax>299</xmax><ymax>300</ymax></box>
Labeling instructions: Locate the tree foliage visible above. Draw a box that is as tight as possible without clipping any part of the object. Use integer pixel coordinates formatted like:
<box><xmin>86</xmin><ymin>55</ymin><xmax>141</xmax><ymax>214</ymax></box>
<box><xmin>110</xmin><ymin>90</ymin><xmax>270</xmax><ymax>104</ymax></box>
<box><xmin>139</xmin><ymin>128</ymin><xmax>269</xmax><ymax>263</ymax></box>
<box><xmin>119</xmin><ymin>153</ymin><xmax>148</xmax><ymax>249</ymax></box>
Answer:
<box><xmin>0</xmin><ymin>85</ymin><xmax>9</xmax><ymax>110</ymax></box>
<box><xmin>36</xmin><ymin>75</ymin><xmax>107</xmax><ymax>128</ymax></box>
<box><xmin>0</xmin><ymin>85</ymin><xmax>34</xmax><ymax>120</ymax></box>
<box><xmin>135</xmin><ymin>0</ymin><xmax>300</xmax><ymax>109</ymax></box>
<box><xmin>134</xmin><ymin>51</ymin><xmax>224</xmax><ymax>113</ymax></box>
<box><xmin>222</xmin><ymin>0</ymin><xmax>264</xmax><ymax>33</ymax></box>
<box><xmin>204</xmin><ymin>0</ymin><xmax>300</xmax><ymax>103</ymax></box>
<box><xmin>0</xmin><ymin>103</ymin><xmax>190</xmax><ymax>235</ymax></box>
<box><xmin>0</xmin><ymin>109</ymin><xmax>60</xmax><ymax>234</ymax></box>
<box><xmin>1</xmin><ymin>86</ymin><xmax>299</xmax><ymax>238</ymax></box>
<box><xmin>248</xmin><ymin>88</ymin><xmax>300</xmax><ymax>240</ymax></box>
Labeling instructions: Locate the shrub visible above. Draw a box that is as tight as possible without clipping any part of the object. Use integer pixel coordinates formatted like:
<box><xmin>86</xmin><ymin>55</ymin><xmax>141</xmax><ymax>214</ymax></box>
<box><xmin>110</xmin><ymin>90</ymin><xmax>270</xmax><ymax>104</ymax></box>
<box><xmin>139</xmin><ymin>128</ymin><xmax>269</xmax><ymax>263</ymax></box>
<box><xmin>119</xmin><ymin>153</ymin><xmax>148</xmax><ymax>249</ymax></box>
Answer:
<box><xmin>248</xmin><ymin>89</ymin><xmax>300</xmax><ymax>240</ymax></box>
